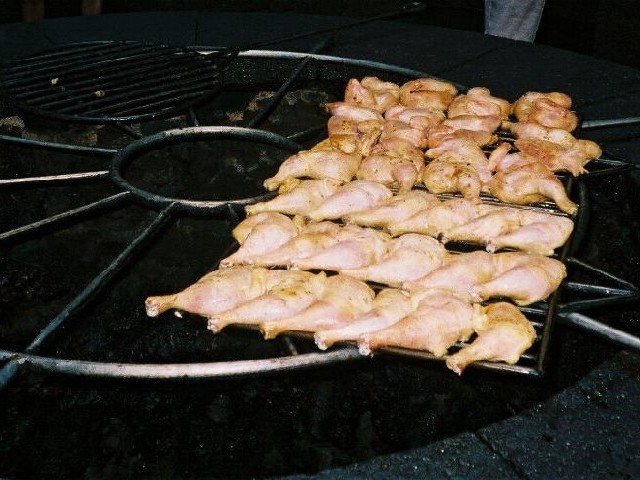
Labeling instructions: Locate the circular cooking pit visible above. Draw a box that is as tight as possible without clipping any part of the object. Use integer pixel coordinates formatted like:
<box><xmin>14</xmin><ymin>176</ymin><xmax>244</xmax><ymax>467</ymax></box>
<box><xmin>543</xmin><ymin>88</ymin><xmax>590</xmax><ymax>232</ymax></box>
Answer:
<box><xmin>1</xmin><ymin>37</ymin><xmax>639</xmax><ymax>479</ymax></box>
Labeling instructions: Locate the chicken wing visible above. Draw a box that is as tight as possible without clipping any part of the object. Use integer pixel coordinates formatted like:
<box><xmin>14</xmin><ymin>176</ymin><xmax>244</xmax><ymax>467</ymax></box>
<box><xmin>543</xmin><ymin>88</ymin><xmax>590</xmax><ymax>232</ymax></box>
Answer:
<box><xmin>445</xmin><ymin>302</ymin><xmax>537</xmax><ymax>374</ymax></box>
<box><xmin>447</xmin><ymin>87</ymin><xmax>511</xmax><ymax>119</ymax></box>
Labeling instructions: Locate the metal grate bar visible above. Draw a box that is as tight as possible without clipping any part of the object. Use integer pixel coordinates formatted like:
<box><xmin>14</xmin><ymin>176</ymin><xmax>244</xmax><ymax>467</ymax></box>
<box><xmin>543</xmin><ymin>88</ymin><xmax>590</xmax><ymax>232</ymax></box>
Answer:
<box><xmin>2</xmin><ymin>42</ymin><xmax>153</xmax><ymax>78</ymax></box>
<box><xmin>4</xmin><ymin>45</ymin><xmax>191</xmax><ymax>87</ymax></box>
<box><xmin>0</xmin><ymin>202</ymin><xmax>178</xmax><ymax>389</ymax></box>
<box><xmin>0</xmin><ymin>170</ymin><xmax>109</xmax><ymax>187</ymax></box>
<box><xmin>0</xmin><ymin>347</ymin><xmax>363</xmax><ymax>380</ymax></box>
<box><xmin>0</xmin><ymin>133</ymin><xmax>117</xmax><ymax>156</ymax></box>
<box><xmin>81</xmin><ymin>88</ymin><xmax>213</xmax><ymax>117</ymax></box>
<box><xmin>0</xmin><ymin>191</ymin><xmax>130</xmax><ymax>244</ymax></box>
<box><xmin>245</xmin><ymin>36</ymin><xmax>331</xmax><ymax>129</ymax></box>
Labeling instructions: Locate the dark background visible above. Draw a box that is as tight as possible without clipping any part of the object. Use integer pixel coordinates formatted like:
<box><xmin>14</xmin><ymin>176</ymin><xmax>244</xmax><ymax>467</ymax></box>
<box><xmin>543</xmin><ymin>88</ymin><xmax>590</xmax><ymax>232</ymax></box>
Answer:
<box><xmin>0</xmin><ymin>0</ymin><xmax>638</xmax><ymax>70</ymax></box>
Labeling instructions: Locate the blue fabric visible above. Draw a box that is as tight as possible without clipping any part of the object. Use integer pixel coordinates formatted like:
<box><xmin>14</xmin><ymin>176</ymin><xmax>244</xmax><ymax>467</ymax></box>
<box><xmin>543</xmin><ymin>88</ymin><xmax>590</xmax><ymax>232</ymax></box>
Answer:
<box><xmin>484</xmin><ymin>0</ymin><xmax>546</xmax><ymax>42</ymax></box>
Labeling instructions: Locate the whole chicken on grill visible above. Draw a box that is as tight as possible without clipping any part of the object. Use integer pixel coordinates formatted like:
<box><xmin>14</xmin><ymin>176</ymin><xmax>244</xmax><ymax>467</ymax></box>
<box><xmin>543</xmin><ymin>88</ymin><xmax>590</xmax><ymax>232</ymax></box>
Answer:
<box><xmin>305</xmin><ymin>179</ymin><xmax>393</xmax><ymax>222</ymax></box>
<box><xmin>263</xmin><ymin>139</ymin><xmax>361</xmax><ymax>191</ymax></box>
<box><xmin>207</xmin><ymin>270</ymin><xmax>327</xmax><ymax>333</ymax></box>
<box><xmin>511</xmin><ymin>91</ymin><xmax>578</xmax><ymax>131</ymax></box>
<box><xmin>314</xmin><ymin>288</ymin><xmax>417</xmax><ymax>350</ymax></box>
<box><xmin>344</xmin><ymin>189</ymin><xmax>439</xmax><ymax>229</ymax></box>
<box><xmin>145</xmin><ymin>266</ymin><xmax>288</xmax><ymax>319</ymax></box>
<box><xmin>343</xmin><ymin>76</ymin><xmax>400</xmax><ymax>113</ymax></box>
<box><xmin>398</xmin><ymin>77</ymin><xmax>458</xmax><ymax>111</ymax></box>
<box><xmin>245</xmin><ymin>178</ymin><xmax>342</xmax><ymax>217</ymax></box>
<box><xmin>220</xmin><ymin>212</ymin><xmax>301</xmax><ymax>268</ymax></box>
<box><xmin>260</xmin><ymin>274</ymin><xmax>375</xmax><ymax>339</ymax></box>
<box><xmin>358</xmin><ymin>289</ymin><xmax>479</xmax><ymax>357</ymax></box>
<box><xmin>340</xmin><ymin>233</ymin><xmax>447</xmax><ymax>286</ymax></box>
<box><xmin>445</xmin><ymin>302</ymin><xmax>537</xmax><ymax>375</ymax></box>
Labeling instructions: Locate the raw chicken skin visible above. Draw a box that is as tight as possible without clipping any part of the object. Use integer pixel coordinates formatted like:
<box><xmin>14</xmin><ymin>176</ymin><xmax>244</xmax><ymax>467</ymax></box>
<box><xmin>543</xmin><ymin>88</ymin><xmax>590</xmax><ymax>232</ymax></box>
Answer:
<box><xmin>423</xmin><ymin>138</ymin><xmax>492</xmax><ymax>199</ymax></box>
<box><xmin>220</xmin><ymin>212</ymin><xmax>300</xmax><ymax>268</ymax></box>
<box><xmin>511</xmin><ymin>91</ymin><xmax>577</xmax><ymax>131</ymax></box>
<box><xmin>305</xmin><ymin>180</ymin><xmax>393</xmax><ymax>222</ymax></box>
<box><xmin>145</xmin><ymin>267</ymin><xmax>279</xmax><ymax>318</ymax></box>
<box><xmin>445</xmin><ymin>302</ymin><xmax>536</xmax><ymax>375</ymax></box>
<box><xmin>486</xmin><ymin>214</ymin><xmax>574</xmax><ymax>256</ymax></box>
<box><xmin>356</xmin><ymin>153</ymin><xmax>422</xmax><ymax>193</ymax></box>
<box><xmin>403</xmin><ymin>251</ymin><xmax>497</xmax><ymax>299</ymax></box>
<box><xmin>245</xmin><ymin>178</ymin><xmax>342</xmax><ymax>216</ymax></box>
<box><xmin>207</xmin><ymin>270</ymin><xmax>327</xmax><ymax>333</ymax></box>
<box><xmin>358</xmin><ymin>289</ymin><xmax>479</xmax><ymax>357</ymax></box>
<box><xmin>471</xmin><ymin>253</ymin><xmax>566</xmax><ymax>305</ymax></box>
<box><xmin>260</xmin><ymin>274</ymin><xmax>375</xmax><ymax>339</ymax></box>
<box><xmin>340</xmin><ymin>233</ymin><xmax>446</xmax><ymax>286</ymax></box>
<box><xmin>291</xmin><ymin>225</ymin><xmax>391</xmax><ymax>271</ymax></box>
<box><xmin>489</xmin><ymin>157</ymin><xmax>578</xmax><ymax>214</ymax></box>
<box><xmin>398</xmin><ymin>78</ymin><xmax>458</xmax><ymax>111</ymax></box>
<box><xmin>245</xmin><ymin>221</ymin><xmax>342</xmax><ymax>268</ymax></box>
<box><xmin>387</xmin><ymin>197</ymin><xmax>491</xmax><ymax>238</ymax></box>
<box><xmin>343</xmin><ymin>76</ymin><xmax>400</xmax><ymax>113</ymax></box>
<box><xmin>314</xmin><ymin>288</ymin><xmax>418</xmax><ymax>350</ymax></box>
<box><xmin>405</xmin><ymin>251</ymin><xmax>565</xmax><ymax>306</ymax></box>
<box><xmin>263</xmin><ymin>139</ymin><xmax>361</xmax><ymax>191</ymax></box>
<box><xmin>447</xmin><ymin>87</ymin><xmax>511</xmax><ymax>119</ymax></box>
<box><xmin>343</xmin><ymin>190</ymin><xmax>439</xmax><ymax>229</ymax></box>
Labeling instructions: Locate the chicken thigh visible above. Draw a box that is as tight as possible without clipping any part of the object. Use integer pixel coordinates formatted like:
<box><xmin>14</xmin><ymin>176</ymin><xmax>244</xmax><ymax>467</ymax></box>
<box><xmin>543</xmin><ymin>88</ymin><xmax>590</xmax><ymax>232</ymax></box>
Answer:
<box><xmin>445</xmin><ymin>302</ymin><xmax>537</xmax><ymax>374</ymax></box>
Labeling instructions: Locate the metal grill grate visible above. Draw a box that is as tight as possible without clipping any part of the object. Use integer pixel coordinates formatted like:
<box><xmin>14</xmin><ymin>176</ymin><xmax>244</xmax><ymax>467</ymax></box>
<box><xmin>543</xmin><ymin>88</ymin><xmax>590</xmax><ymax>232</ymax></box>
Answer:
<box><xmin>0</xmin><ymin>41</ymin><xmax>223</xmax><ymax>123</ymax></box>
<box><xmin>0</xmin><ymin>49</ymin><xmax>638</xmax><ymax>388</ymax></box>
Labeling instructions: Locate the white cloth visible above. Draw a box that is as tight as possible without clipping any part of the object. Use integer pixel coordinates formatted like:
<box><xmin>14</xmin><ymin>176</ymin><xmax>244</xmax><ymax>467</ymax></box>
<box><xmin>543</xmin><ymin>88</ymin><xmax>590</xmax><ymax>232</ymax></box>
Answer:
<box><xmin>484</xmin><ymin>0</ymin><xmax>546</xmax><ymax>42</ymax></box>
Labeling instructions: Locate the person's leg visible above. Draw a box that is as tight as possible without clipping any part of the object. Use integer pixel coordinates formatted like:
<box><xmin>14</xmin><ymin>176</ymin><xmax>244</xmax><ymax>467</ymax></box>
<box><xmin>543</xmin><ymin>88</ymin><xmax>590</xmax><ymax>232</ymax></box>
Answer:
<box><xmin>484</xmin><ymin>0</ymin><xmax>546</xmax><ymax>42</ymax></box>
